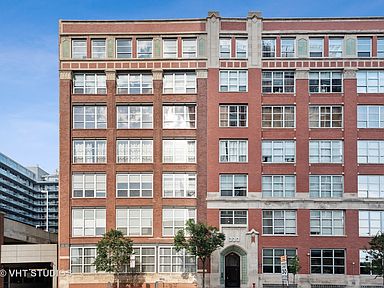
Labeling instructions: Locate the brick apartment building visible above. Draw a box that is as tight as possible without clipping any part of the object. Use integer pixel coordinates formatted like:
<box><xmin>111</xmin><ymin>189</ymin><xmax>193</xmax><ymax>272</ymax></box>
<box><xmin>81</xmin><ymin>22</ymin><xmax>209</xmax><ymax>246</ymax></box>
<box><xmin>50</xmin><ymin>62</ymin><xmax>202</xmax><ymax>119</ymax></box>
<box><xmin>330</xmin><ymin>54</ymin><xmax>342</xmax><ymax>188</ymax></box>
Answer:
<box><xmin>59</xmin><ymin>12</ymin><xmax>384</xmax><ymax>288</ymax></box>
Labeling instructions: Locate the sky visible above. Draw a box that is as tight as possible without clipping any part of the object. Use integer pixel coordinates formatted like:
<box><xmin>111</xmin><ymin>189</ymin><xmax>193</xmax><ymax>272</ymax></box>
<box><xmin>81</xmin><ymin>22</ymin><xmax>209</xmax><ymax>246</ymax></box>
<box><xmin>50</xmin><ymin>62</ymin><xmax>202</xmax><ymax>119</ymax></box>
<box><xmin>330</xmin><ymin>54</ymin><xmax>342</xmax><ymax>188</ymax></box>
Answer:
<box><xmin>0</xmin><ymin>0</ymin><xmax>383</xmax><ymax>173</ymax></box>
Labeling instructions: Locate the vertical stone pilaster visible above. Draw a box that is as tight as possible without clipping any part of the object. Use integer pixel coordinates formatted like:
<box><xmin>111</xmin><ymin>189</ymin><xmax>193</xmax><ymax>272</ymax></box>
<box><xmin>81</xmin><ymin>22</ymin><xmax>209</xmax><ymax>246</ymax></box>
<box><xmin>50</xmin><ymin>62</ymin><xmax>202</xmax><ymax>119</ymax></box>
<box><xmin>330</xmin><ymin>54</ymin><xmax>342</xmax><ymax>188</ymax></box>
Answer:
<box><xmin>247</xmin><ymin>12</ymin><xmax>262</xmax><ymax>68</ymax></box>
<box><xmin>206</xmin><ymin>11</ymin><xmax>220</xmax><ymax>68</ymax></box>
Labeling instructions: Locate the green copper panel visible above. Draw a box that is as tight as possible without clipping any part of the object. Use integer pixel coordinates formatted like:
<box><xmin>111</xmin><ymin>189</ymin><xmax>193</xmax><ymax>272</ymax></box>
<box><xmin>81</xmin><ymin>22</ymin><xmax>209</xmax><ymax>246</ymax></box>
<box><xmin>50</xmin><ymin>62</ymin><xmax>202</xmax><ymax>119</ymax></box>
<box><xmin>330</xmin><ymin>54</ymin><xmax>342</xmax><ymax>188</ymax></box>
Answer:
<box><xmin>346</xmin><ymin>38</ymin><xmax>356</xmax><ymax>57</ymax></box>
<box><xmin>297</xmin><ymin>38</ymin><xmax>308</xmax><ymax>57</ymax></box>
<box><xmin>61</xmin><ymin>38</ymin><xmax>70</xmax><ymax>58</ymax></box>
<box><xmin>107</xmin><ymin>38</ymin><xmax>115</xmax><ymax>58</ymax></box>
<box><xmin>198</xmin><ymin>35</ymin><xmax>206</xmax><ymax>58</ymax></box>
<box><xmin>153</xmin><ymin>38</ymin><xmax>161</xmax><ymax>58</ymax></box>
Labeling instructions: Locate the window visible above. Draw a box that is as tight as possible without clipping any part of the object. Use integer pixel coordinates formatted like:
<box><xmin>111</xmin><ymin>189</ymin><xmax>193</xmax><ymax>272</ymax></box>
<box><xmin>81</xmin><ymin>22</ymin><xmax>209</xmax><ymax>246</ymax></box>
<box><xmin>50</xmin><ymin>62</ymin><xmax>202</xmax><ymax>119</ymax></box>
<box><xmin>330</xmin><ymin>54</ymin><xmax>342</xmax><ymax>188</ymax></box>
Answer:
<box><xmin>378</xmin><ymin>38</ymin><xmax>384</xmax><ymax>58</ymax></box>
<box><xmin>262</xmin><ymin>71</ymin><xmax>295</xmax><ymax>93</ymax></box>
<box><xmin>358</xmin><ymin>175</ymin><xmax>384</xmax><ymax>198</ymax></box>
<box><xmin>163</xmin><ymin>140</ymin><xmax>196</xmax><ymax>163</ymax></box>
<box><xmin>219</xmin><ymin>140</ymin><xmax>248</xmax><ymax>162</ymax></box>
<box><xmin>116</xmin><ymin>73</ymin><xmax>153</xmax><ymax>94</ymax></box>
<box><xmin>262</xmin><ymin>140</ymin><xmax>295</xmax><ymax>163</ymax></box>
<box><xmin>116</xmin><ymin>139</ymin><xmax>153</xmax><ymax>163</ymax></box>
<box><xmin>220</xmin><ymin>174</ymin><xmax>247</xmax><ymax>197</ymax></box>
<box><xmin>182</xmin><ymin>38</ymin><xmax>197</xmax><ymax>58</ymax></box>
<box><xmin>357</xmin><ymin>37</ymin><xmax>371</xmax><ymax>57</ymax></box>
<box><xmin>73</xmin><ymin>73</ymin><xmax>106</xmax><ymax>94</ymax></box>
<box><xmin>281</xmin><ymin>38</ymin><xmax>295</xmax><ymax>57</ymax></box>
<box><xmin>163</xmin><ymin>173</ymin><xmax>196</xmax><ymax>198</ymax></box>
<box><xmin>262</xmin><ymin>106</ymin><xmax>295</xmax><ymax>128</ymax></box>
<box><xmin>72</xmin><ymin>39</ymin><xmax>87</xmax><ymax>59</ymax></box>
<box><xmin>310</xmin><ymin>249</ymin><xmax>345</xmax><ymax>274</ymax></box>
<box><xmin>219</xmin><ymin>38</ymin><xmax>231</xmax><ymax>58</ymax></box>
<box><xmin>262</xmin><ymin>38</ymin><xmax>276</xmax><ymax>57</ymax></box>
<box><xmin>309</xmin><ymin>175</ymin><xmax>343</xmax><ymax>198</ymax></box>
<box><xmin>117</xmin><ymin>106</ymin><xmax>153</xmax><ymax>129</ymax></box>
<box><xmin>329</xmin><ymin>38</ymin><xmax>343</xmax><ymax>58</ymax></box>
<box><xmin>309</xmin><ymin>106</ymin><xmax>343</xmax><ymax>128</ymax></box>
<box><xmin>163</xmin><ymin>72</ymin><xmax>196</xmax><ymax>94</ymax></box>
<box><xmin>360</xmin><ymin>250</ymin><xmax>376</xmax><ymax>275</ymax></box>
<box><xmin>359</xmin><ymin>211</ymin><xmax>384</xmax><ymax>236</ymax></box>
<box><xmin>219</xmin><ymin>70</ymin><xmax>248</xmax><ymax>92</ymax></box>
<box><xmin>116</xmin><ymin>39</ymin><xmax>132</xmax><ymax>58</ymax></box>
<box><xmin>163</xmin><ymin>105</ymin><xmax>196</xmax><ymax>129</ymax></box>
<box><xmin>358</xmin><ymin>106</ymin><xmax>384</xmax><ymax>128</ymax></box>
<box><xmin>309</xmin><ymin>71</ymin><xmax>343</xmax><ymax>93</ymax></box>
<box><xmin>116</xmin><ymin>174</ymin><xmax>153</xmax><ymax>197</ymax></box>
<box><xmin>358</xmin><ymin>140</ymin><xmax>384</xmax><ymax>164</ymax></box>
<box><xmin>262</xmin><ymin>210</ymin><xmax>296</xmax><ymax>235</ymax></box>
<box><xmin>262</xmin><ymin>175</ymin><xmax>295</xmax><ymax>198</ymax></box>
<box><xmin>91</xmin><ymin>39</ymin><xmax>106</xmax><ymax>59</ymax></box>
<box><xmin>73</xmin><ymin>140</ymin><xmax>106</xmax><ymax>163</ymax></box>
<box><xmin>162</xmin><ymin>208</ymin><xmax>196</xmax><ymax>236</ymax></box>
<box><xmin>262</xmin><ymin>249</ymin><xmax>296</xmax><ymax>273</ymax></box>
<box><xmin>163</xmin><ymin>39</ymin><xmax>177</xmax><ymax>58</ymax></box>
<box><xmin>220</xmin><ymin>210</ymin><xmax>247</xmax><ymax>226</ymax></box>
<box><xmin>137</xmin><ymin>39</ymin><xmax>152</xmax><ymax>58</ymax></box>
<box><xmin>73</xmin><ymin>106</ymin><xmax>107</xmax><ymax>129</ymax></box>
<box><xmin>357</xmin><ymin>70</ymin><xmax>384</xmax><ymax>93</ymax></box>
<box><xmin>116</xmin><ymin>208</ymin><xmax>153</xmax><ymax>236</ymax></box>
<box><xmin>159</xmin><ymin>247</ymin><xmax>196</xmax><ymax>273</ymax></box>
<box><xmin>236</xmin><ymin>38</ymin><xmax>247</xmax><ymax>58</ymax></box>
<box><xmin>72</xmin><ymin>208</ymin><xmax>106</xmax><ymax>237</ymax></box>
<box><xmin>219</xmin><ymin>105</ymin><xmax>248</xmax><ymax>127</ymax></box>
<box><xmin>72</xmin><ymin>174</ymin><xmax>106</xmax><ymax>198</ymax></box>
<box><xmin>309</xmin><ymin>140</ymin><xmax>343</xmax><ymax>163</ymax></box>
<box><xmin>128</xmin><ymin>247</ymin><xmax>156</xmax><ymax>273</ymax></box>
<box><xmin>309</xmin><ymin>38</ymin><xmax>324</xmax><ymax>57</ymax></box>
<box><xmin>70</xmin><ymin>246</ymin><xmax>96</xmax><ymax>273</ymax></box>
<box><xmin>310</xmin><ymin>210</ymin><xmax>344</xmax><ymax>236</ymax></box>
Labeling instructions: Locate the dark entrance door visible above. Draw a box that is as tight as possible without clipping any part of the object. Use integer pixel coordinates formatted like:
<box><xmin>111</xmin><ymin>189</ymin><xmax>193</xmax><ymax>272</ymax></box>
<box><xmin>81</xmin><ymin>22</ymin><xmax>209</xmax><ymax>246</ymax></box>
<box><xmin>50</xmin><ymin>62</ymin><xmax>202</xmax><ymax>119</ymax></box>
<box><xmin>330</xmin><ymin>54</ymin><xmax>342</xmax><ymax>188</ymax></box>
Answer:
<box><xmin>225</xmin><ymin>252</ymin><xmax>240</xmax><ymax>288</ymax></box>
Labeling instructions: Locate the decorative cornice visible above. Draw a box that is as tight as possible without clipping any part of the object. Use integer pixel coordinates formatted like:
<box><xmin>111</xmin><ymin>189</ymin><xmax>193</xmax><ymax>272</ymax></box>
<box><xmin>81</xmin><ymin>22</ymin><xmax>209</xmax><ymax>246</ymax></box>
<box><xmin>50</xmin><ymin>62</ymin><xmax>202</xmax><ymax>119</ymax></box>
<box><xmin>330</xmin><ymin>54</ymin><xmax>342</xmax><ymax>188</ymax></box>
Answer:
<box><xmin>295</xmin><ymin>68</ymin><xmax>309</xmax><ymax>80</ymax></box>
<box><xmin>344</xmin><ymin>68</ymin><xmax>357</xmax><ymax>79</ymax></box>
<box><xmin>105</xmin><ymin>70</ymin><xmax>116</xmax><ymax>81</ymax></box>
<box><xmin>196</xmin><ymin>69</ymin><xmax>208</xmax><ymax>79</ymax></box>
<box><xmin>59</xmin><ymin>70</ymin><xmax>72</xmax><ymax>80</ymax></box>
<box><xmin>152</xmin><ymin>69</ymin><xmax>163</xmax><ymax>81</ymax></box>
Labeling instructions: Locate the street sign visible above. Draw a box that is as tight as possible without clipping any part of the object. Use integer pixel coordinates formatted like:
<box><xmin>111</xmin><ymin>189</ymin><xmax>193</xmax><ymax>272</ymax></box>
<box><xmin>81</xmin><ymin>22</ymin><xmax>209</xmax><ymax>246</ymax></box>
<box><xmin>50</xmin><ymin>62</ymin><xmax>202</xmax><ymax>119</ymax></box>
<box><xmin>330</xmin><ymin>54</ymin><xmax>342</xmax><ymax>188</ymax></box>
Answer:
<box><xmin>280</xmin><ymin>255</ymin><xmax>289</xmax><ymax>286</ymax></box>
<box><xmin>130</xmin><ymin>254</ymin><xmax>136</xmax><ymax>268</ymax></box>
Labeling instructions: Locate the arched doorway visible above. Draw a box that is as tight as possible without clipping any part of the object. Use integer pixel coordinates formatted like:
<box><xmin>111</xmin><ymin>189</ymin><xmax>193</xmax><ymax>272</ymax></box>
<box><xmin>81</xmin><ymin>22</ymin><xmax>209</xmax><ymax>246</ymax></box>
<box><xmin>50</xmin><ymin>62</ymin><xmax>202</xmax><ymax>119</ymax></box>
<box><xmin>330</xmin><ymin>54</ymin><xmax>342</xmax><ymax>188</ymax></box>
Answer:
<box><xmin>225</xmin><ymin>252</ymin><xmax>240</xmax><ymax>288</ymax></box>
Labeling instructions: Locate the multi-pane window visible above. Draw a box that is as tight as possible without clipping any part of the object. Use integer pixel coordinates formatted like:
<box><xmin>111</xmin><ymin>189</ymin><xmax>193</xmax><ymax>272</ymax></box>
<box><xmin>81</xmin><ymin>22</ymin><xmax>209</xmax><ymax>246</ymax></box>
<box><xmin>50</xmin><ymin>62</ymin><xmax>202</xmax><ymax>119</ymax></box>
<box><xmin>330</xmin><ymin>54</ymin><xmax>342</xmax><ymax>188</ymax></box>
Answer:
<box><xmin>128</xmin><ymin>247</ymin><xmax>156</xmax><ymax>273</ymax></box>
<box><xmin>262</xmin><ymin>106</ymin><xmax>295</xmax><ymax>128</ymax></box>
<box><xmin>262</xmin><ymin>38</ymin><xmax>276</xmax><ymax>57</ymax></box>
<box><xmin>163</xmin><ymin>105</ymin><xmax>196</xmax><ymax>129</ymax></box>
<box><xmin>309</xmin><ymin>106</ymin><xmax>343</xmax><ymax>128</ymax></box>
<box><xmin>262</xmin><ymin>141</ymin><xmax>296</xmax><ymax>163</ymax></box>
<box><xmin>262</xmin><ymin>210</ymin><xmax>296</xmax><ymax>235</ymax></box>
<box><xmin>116</xmin><ymin>139</ymin><xmax>153</xmax><ymax>163</ymax></box>
<box><xmin>219</xmin><ymin>70</ymin><xmax>248</xmax><ymax>92</ymax></box>
<box><xmin>116</xmin><ymin>106</ymin><xmax>153</xmax><ymax>129</ymax></box>
<box><xmin>357</xmin><ymin>37</ymin><xmax>371</xmax><ymax>57</ymax></box>
<box><xmin>309</xmin><ymin>38</ymin><xmax>324</xmax><ymax>57</ymax></box>
<box><xmin>163</xmin><ymin>39</ymin><xmax>178</xmax><ymax>58</ymax></box>
<box><xmin>70</xmin><ymin>246</ymin><xmax>96</xmax><ymax>273</ymax></box>
<box><xmin>219</xmin><ymin>105</ymin><xmax>248</xmax><ymax>127</ymax></box>
<box><xmin>236</xmin><ymin>38</ymin><xmax>247</xmax><ymax>58</ymax></box>
<box><xmin>220</xmin><ymin>174</ymin><xmax>247</xmax><ymax>197</ymax></box>
<box><xmin>163</xmin><ymin>173</ymin><xmax>196</xmax><ymax>198</ymax></box>
<box><xmin>116</xmin><ymin>39</ymin><xmax>132</xmax><ymax>58</ymax></box>
<box><xmin>357</xmin><ymin>70</ymin><xmax>384</xmax><ymax>93</ymax></box>
<box><xmin>357</xmin><ymin>106</ymin><xmax>384</xmax><ymax>128</ymax></box>
<box><xmin>309</xmin><ymin>175</ymin><xmax>343</xmax><ymax>198</ymax></box>
<box><xmin>73</xmin><ymin>106</ymin><xmax>107</xmax><ymax>129</ymax></box>
<box><xmin>358</xmin><ymin>175</ymin><xmax>384</xmax><ymax>198</ymax></box>
<box><xmin>329</xmin><ymin>38</ymin><xmax>343</xmax><ymax>58</ymax></box>
<box><xmin>91</xmin><ymin>39</ymin><xmax>106</xmax><ymax>59</ymax></box>
<box><xmin>116</xmin><ymin>174</ymin><xmax>153</xmax><ymax>197</ymax></box>
<box><xmin>310</xmin><ymin>249</ymin><xmax>345</xmax><ymax>274</ymax></box>
<box><xmin>310</xmin><ymin>210</ymin><xmax>344</xmax><ymax>236</ymax></box>
<box><xmin>358</xmin><ymin>140</ymin><xmax>384</xmax><ymax>164</ymax></box>
<box><xmin>359</xmin><ymin>211</ymin><xmax>384</xmax><ymax>236</ymax></box>
<box><xmin>137</xmin><ymin>39</ymin><xmax>152</xmax><ymax>58</ymax></box>
<box><xmin>73</xmin><ymin>73</ymin><xmax>106</xmax><ymax>94</ymax></box>
<box><xmin>116</xmin><ymin>208</ymin><xmax>153</xmax><ymax>236</ymax></box>
<box><xmin>73</xmin><ymin>140</ymin><xmax>106</xmax><ymax>163</ymax></box>
<box><xmin>72</xmin><ymin>208</ymin><xmax>106</xmax><ymax>237</ymax></box>
<box><xmin>262</xmin><ymin>249</ymin><xmax>296</xmax><ymax>273</ymax></box>
<box><xmin>360</xmin><ymin>250</ymin><xmax>375</xmax><ymax>275</ymax></box>
<box><xmin>72</xmin><ymin>173</ymin><xmax>106</xmax><ymax>198</ymax></box>
<box><xmin>116</xmin><ymin>73</ymin><xmax>153</xmax><ymax>94</ymax></box>
<box><xmin>72</xmin><ymin>39</ymin><xmax>87</xmax><ymax>59</ymax></box>
<box><xmin>262</xmin><ymin>71</ymin><xmax>295</xmax><ymax>93</ymax></box>
<box><xmin>378</xmin><ymin>38</ymin><xmax>384</xmax><ymax>58</ymax></box>
<box><xmin>262</xmin><ymin>175</ymin><xmax>295</xmax><ymax>198</ymax></box>
<box><xmin>182</xmin><ymin>38</ymin><xmax>197</xmax><ymax>58</ymax></box>
<box><xmin>163</xmin><ymin>72</ymin><xmax>196</xmax><ymax>94</ymax></box>
<box><xmin>309</xmin><ymin>140</ymin><xmax>343</xmax><ymax>163</ymax></box>
<box><xmin>219</xmin><ymin>38</ymin><xmax>231</xmax><ymax>58</ymax></box>
<box><xmin>159</xmin><ymin>247</ymin><xmax>196</xmax><ymax>273</ymax></box>
<box><xmin>219</xmin><ymin>140</ymin><xmax>248</xmax><ymax>162</ymax></box>
<box><xmin>309</xmin><ymin>71</ymin><xmax>343</xmax><ymax>93</ymax></box>
<box><xmin>163</xmin><ymin>140</ymin><xmax>196</xmax><ymax>163</ymax></box>
<box><xmin>220</xmin><ymin>210</ymin><xmax>247</xmax><ymax>226</ymax></box>
<box><xmin>162</xmin><ymin>208</ymin><xmax>196</xmax><ymax>236</ymax></box>
<box><xmin>281</xmin><ymin>38</ymin><xmax>295</xmax><ymax>57</ymax></box>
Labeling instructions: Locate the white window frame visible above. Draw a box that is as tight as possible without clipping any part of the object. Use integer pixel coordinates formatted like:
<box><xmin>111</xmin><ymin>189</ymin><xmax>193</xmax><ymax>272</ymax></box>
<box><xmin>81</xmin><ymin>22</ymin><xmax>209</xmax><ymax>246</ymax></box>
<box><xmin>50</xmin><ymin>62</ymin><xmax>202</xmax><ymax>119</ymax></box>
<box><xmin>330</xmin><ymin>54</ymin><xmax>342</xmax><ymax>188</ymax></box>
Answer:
<box><xmin>310</xmin><ymin>249</ymin><xmax>345</xmax><ymax>274</ymax></box>
<box><xmin>262</xmin><ymin>140</ymin><xmax>296</xmax><ymax>163</ymax></box>
<box><xmin>219</xmin><ymin>105</ymin><xmax>248</xmax><ymax>127</ymax></box>
<box><xmin>163</xmin><ymin>39</ymin><xmax>178</xmax><ymax>58</ymax></box>
<box><xmin>219</xmin><ymin>70</ymin><xmax>248</xmax><ymax>92</ymax></box>
<box><xmin>309</xmin><ymin>71</ymin><xmax>343</xmax><ymax>93</ymax></box>
<box><xmin>72</xmin><ymin>139</ymin><xmax>107</xmax><ymax>164</ymax></box>
<box><xmin>163</xmin><ymin>72</ymin><xmax>196</xmax><ymax>94</ymax></box>
<box><xmin>235</xmin><ymin>38</ymin><xmax>248</xmax><ymax>58</ymax></box>
<box><xmin>116</xmin><ymin>38</ymin><xmax>132</xmax><ymax>58</ymax></box>
<box><xmin>116</xmin><ymin>207</ymin><xmax>153</xmax><ymax>236</ymax></box>
<box><xmin>220</xmin><ymin>210</ymin><xmax>248</xmax><ymax>227</ymax></box>
<box><xmin>358</xmin><ymin>140</ymin><xmax>384</xmax><ymax>164</ymax></box>
<box><xmin>262</xmin><ymin>106</ymin><xmax>296</xmax><ymax>128</ymax></box>
<box><xmin>72</xmin><ymin>39</ymin><xmax>87</xmax><ymax>59</ymax></box>
<box><xmin>309</xmin><ymin>140</ymin><xmax>343</xmax><ymax>164</ymax></box>
<box><xmin>70</xmin><ymin>246</ymin><xmax>96</xmax><ymax>273</ymax></box>
<box><xmin>91</xmin><ymin>39</ymin><xmax>106</xmax><ymax>59</ymax></box>
<box><xmin>310</xmin><ymin>210</ymin><xmax>344</xmax><ymax>236</ymax></box>
<box><xmin>309</xmin><ymin>106</ymin><xmax>343</xmax><ymax>128</ymax></box>
<box><xmin>72</xmin><ymin>173</ymin><xmax>106</xmax><ymax>198</ymax></box>
<box><xmin>357</xmin><ymin>37</ymin><xmax>372</xmax><ymax>57</ymax></box>
<box><xmin>357</xmin><ymin>70</ymin><xmax>384</xmax><ymax>93</ymax></box>
<box><xmin>158</xmin><ymin>246</ymin><xmax>197</xmax><ymax>273</ymax></box>
<box><xmin>116</xmin><ymin>174</ymin><xmax>153</xmax><ymax>198</ymax></box>
<box><xmin>116</xmin><ymin>139</ymin><xmax>153</xmax><ymax>163</ymax></box>
<box><xmin>360</xmin><ymin>250</ymin><xmax>375</xmax><ymax>275</ymax></box>
<box><xmin>262</xmin><ymin>38</ymin><xmax>276</xmax><ymax>57</ymax></box>
<box><xmin>163</xmin><ymin>139</ymin><xmax>196</xmax><ymax>163</ymax></box>
<box><xmin>163</xmin><ymin>173</ymin><xmax>197</xmax><ymax>198</ymax></box>
<box><xmin>262</xmin><ymin>71</ymin><xmax>295</xmax><ymax>93</ymax></box>
<box><xmin>182</xmin><ymin>38</ymin><xmax>197</xmax><ymax>58</ymax></box>
<box><xmin>163</xmin><ymin>105</ymin><xmax>196</xmax><ymax>129</ymax></box>
<box><xmin>219</xmin><ymin>38</ymin><xmax>231</xmax><ymax>58</ymax></box>
<box><xmin>359</xmin><ymin>210</ymin><xmax>384</xmax><ymax>236</ymax></box>
<box><xmin>309</xmin><ymin>38</ymin><xmax>324</xmax><ymax>57</ymax></box>
<box><xmin>72</xmin><ymin>208</ymin><xmax>106</xmax><ymax>237</ymax></box>
<box><xmin>378</xmin><ymin>38</ymin><xmax>384</xmax><ymax>58</ymax></box>
<box><xmin>262</xmin><ymin>248</ymin><xmax>297</xmax><ymax>274</ymax></box>
<box><xmin>219</xmin><ymin>174</ymin><xmax>248</xmax><ymax>197</ymax></box>
<box><xmin>73</xmin><ymin>106</ymin><xmax>107</xmax><ymax>129</ymax></box>
<box><xmin>358</xmin><ymin>175</ymin><xmax>384</xmax><ymax>198</ymax></box>
<box><xmin>358</xmin><ymin>105</ymin><xmax>384</xmax><ymax>128</ymax></box>
<box><xmin>116</xmin><ymin>73</ymin><xmax>153</xmax><ymax>94</ymax></box>
<box><xmin>116</xmin><ymin>105</ymin><xmax>153</xmax><ymax>129</ymax></box>
<box><xmin>329</xmin><ymin>38</ymin><xmax>343</xmax><ymax>58</ymax></box>
<box><xmin>219</xmin><ymin>140</ymin><xmax>248</xmax><ymax>163</ymax></box>
<box><xmin>137</xmin><ymin>39</ymin><xmax>153</xmax><ymax>58</ymax></box>
<box><xmin>309</xmin><ymin>175</ymin><xmax>343</xmax><ymax>198</ymax></box>
<box><xmin>262</xmin><ymin>175</ymin><xmax>296</xmax><ymax>198</ymax></box>
<box><xmin>127</xmin><ymin>246</ymin><xmax>156</xmax><ymax>273</ymax></box>
<box><xmin>281</xmin><ymin>38</ymin><xmax>295</xmax><ymax>58</ymax></box>
<box><xmin>73</xmin><ymin>73</ymin><xmax>107</xmax><ymax>94</ymax></box>
<box><xmin>162</xmin><ymin>208</ymin><xmax>196</xmax><ymax>237</ymax></box>
<box><xmin>262</xmin><ymin>210</ymin><xmax>297</xmax><ymax>235</ymax></box>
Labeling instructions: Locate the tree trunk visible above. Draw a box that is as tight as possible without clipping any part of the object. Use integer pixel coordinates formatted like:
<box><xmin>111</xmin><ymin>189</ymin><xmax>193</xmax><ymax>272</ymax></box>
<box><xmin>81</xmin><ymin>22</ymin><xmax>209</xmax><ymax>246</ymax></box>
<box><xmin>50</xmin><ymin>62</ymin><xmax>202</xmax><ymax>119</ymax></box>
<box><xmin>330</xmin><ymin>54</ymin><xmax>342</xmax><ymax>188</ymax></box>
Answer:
<box><xmin>117</xmin><ymin>273</ymin><xmax>120</xmax><ymax>288</ymax></box>
<box><xmin>202</xmin><ymin>258</ymin><xmax>206</xmax><ymax>288</ymax></box>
